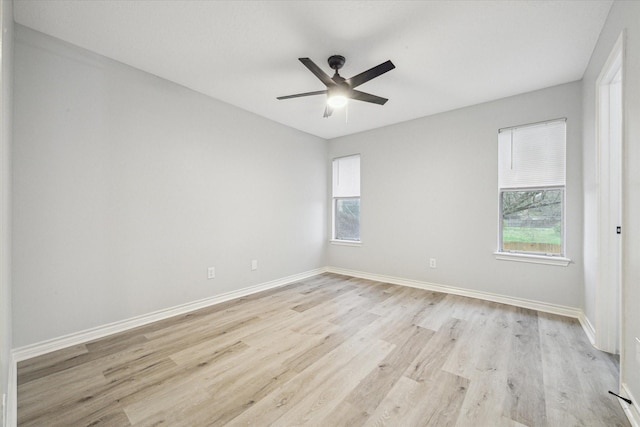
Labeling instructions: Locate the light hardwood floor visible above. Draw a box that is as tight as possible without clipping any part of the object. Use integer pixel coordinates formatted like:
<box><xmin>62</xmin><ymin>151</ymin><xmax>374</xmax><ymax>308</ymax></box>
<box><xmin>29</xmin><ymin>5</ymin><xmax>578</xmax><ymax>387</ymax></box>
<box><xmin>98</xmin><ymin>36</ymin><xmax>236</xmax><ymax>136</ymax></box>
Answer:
<box><xmin>17</xmin><ymin>273</ymin><xmax>629</xmax><ymax>426</ymax></box>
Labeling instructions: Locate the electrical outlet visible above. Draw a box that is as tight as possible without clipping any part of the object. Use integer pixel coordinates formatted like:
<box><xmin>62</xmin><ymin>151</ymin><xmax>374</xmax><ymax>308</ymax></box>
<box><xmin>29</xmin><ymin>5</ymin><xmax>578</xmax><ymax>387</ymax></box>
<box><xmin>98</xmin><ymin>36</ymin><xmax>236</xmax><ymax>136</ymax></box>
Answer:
<box><xmin>429</xmin><ymin>258</ymin><xmax>437</xmax><ymax>268</ymax></box>
<box><xmin>207</xmin><ymin>267</ymin><xmax>215</xmax><ymax>279</ymax></box>
<box><xmin>251</xmin><ymin>260</ymin><xmax>258</xmax><ymax>271</ymax></box>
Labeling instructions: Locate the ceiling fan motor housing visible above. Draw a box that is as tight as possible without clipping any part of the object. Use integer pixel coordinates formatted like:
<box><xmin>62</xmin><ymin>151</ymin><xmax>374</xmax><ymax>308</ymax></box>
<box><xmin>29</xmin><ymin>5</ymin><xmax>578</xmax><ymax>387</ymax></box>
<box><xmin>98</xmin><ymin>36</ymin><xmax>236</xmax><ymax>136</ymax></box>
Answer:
<box><xmin>328</xmin><ymin>55</ymin><xmax>346</xmax><ymax>71</ymax></box>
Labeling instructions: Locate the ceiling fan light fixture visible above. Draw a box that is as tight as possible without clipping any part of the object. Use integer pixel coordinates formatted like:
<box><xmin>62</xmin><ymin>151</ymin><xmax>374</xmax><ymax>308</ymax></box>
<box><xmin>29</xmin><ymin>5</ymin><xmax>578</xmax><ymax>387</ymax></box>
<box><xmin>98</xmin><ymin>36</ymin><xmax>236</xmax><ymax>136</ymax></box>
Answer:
<box><xmin>327</xmin><ymin>84</ymin><xmax>348</xmax><ymax>108</ymax></box>
<box><xmin>327</xmin><ymin>94</ymin><xmax>348</xmax><ymax>108</ymax></box>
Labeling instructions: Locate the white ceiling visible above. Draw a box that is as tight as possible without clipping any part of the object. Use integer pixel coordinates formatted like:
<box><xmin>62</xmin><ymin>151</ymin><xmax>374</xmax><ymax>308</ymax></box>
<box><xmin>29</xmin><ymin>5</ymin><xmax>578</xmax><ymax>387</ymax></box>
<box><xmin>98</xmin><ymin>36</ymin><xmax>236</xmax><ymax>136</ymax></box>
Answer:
<box><xmin>13</xmin><ymin>0</ymin><xmax>613</xmax><ymax>140</ymax></box>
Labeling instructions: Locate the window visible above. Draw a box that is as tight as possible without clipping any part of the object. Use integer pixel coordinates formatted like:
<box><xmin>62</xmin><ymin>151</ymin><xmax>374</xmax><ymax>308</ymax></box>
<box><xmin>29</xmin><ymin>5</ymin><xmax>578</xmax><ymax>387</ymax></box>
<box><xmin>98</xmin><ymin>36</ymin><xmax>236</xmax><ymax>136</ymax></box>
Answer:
<box><xmin>332</xmin><ymin>154</ymin><xmax>360</xmax><ymax>242</ymax></box>
<box><xmin>498</xmin><ymin>119</ymin><xmax>566</xmax><ymax>257</ymax></box>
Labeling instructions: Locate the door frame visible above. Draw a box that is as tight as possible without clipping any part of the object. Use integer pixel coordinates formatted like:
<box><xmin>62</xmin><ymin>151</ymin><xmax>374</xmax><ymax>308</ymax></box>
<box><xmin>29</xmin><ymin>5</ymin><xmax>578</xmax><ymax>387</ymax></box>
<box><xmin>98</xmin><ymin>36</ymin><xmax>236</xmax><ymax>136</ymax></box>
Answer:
<box><xmin>595</xmin><ymin>31</ymin><xmax>624</xmax><ymax>355</ymax></box>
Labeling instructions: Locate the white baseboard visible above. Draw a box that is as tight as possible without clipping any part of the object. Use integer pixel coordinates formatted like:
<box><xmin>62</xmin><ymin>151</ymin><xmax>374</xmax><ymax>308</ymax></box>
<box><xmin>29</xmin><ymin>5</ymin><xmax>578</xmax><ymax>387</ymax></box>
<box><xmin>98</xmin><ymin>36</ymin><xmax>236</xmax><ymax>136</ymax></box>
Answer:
<box><xmin>6</xmin><ymin>353</ymin><xmax>16</xmax><ymax>427</ymax></box>
<box><xmin>620</xmin><ymin>383</ymin><xmax>640</xmax><ymax>427</ymax></box>
<box><xmin>326</xmin><ymin>266</ymin><xmax>584</xmax><ymax>320</ymax></box>
<box><xmin>619</xmin><ymin>383</ymin><xmax>640</xmax><ymax>427</ymax></box>
<box><xmin>578</xmin><ymin>311</ymin><xmax>597</xmax><ymax>347</ymax></box>
<box><xmin>12</xmin><ymin>266</ymin><xmax>593</xmax><ymax>363</ymax></box>
<box><xmin>12</xmin><ymin>267</ymin><xmax>326</xmax><ymax>362</ymax></box>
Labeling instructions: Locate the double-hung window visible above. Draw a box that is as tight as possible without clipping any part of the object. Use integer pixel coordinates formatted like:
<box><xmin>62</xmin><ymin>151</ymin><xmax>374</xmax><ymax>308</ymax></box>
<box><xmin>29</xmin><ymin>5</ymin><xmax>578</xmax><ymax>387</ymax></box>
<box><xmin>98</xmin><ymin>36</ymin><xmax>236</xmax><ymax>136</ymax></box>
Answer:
<box><xmin>332</xmin><ymin>154</ymin><xmax>360</xmax><ymax>242</ymax></box>
<box><xmin>498</xmin><ymin>119</ymin><xmax>566</xmax><ymax>258</ymax></box>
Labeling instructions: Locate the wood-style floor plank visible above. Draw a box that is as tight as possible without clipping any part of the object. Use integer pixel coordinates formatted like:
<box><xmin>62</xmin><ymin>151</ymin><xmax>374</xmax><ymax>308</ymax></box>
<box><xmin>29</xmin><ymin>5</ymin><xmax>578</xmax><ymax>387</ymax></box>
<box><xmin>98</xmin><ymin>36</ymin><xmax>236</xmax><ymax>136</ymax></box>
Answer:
<box><xmin>505</xmin><ymin>307</ymin><xmax>547</xmax><ymax>426</ymax></box>
<box><xmin>451</xmin><ymin>304</ymin><xmax>516</xmax><ymax>427</ymax></box>
<box><xmin>227</xmin><ymin>333</ymin><xmax>395</xmax><ymax>425</ymax></box>
<box><xmin>338</xmin><ymin>325</ymin><xmax>435</xmax><ymax>426</ymax></box>
<box><xmin>17</xmin><ymin>273</ymin><xmax>630</xmax><ymax>426</ymax></box>
<box><xmin>538</xmin><ymin>311</ymin><xmax>627</xmax><ymax>427</ymax></box>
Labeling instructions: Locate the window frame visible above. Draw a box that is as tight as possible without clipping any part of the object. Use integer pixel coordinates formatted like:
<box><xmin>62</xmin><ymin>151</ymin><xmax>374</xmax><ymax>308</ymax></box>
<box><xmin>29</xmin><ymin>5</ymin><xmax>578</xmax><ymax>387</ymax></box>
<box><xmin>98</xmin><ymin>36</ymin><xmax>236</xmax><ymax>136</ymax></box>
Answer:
<box><xmin>495</xmin><ymin>119</ymin><xmax>571</xmax><ymax>266</ymax></box>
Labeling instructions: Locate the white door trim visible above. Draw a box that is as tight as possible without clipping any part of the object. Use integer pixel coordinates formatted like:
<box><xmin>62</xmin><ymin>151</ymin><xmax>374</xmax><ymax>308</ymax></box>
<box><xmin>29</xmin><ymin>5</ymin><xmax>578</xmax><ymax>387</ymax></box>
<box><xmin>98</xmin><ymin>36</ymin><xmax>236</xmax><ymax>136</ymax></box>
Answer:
<box><xmin>595</xmin><ymin>31</ymin><xmax>624</xmax><ymax>355</ymax></box>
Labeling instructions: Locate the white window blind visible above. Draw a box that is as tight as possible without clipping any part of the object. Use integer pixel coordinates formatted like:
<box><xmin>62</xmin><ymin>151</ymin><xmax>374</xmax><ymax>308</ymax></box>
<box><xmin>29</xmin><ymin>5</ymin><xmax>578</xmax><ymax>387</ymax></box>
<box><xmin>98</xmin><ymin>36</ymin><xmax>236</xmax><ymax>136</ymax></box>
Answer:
<box><xmin>498</xmin><ymin>120</ymin><xmax>566</xmax><ymax>189</ymax></box>
<box><xmin>332</xmin><ymin>155</ymin><xmax>360</xmax><ymax>197</ymax></box>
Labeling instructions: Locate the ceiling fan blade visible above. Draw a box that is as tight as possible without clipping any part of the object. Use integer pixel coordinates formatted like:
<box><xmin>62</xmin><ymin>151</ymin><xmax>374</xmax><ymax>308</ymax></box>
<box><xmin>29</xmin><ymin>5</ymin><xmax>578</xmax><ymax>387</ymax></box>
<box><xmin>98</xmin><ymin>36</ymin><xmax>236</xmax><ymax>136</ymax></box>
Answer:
<box><xmin>323</xmin><ymin>105</ymin><xmax>333</xmax><ymax>118</ymax></box>
<box><xmin>350</xmin><ymin>90</ymin><xmax>388</xmax><ymax>105</ymax></box>
<box><xmin>346</xmin><ymin>60</ymin><xmax>395</xmax><ymax>89</ymax></box>
<box><xmin>277</xmin><ymin>90</ymin><xmax>327</xmax><ymax>100</ymax></box>
<box><xmin>299</xmin><ymin>58</ymin><xmax>336</xmax><ymax>87</ymax></box>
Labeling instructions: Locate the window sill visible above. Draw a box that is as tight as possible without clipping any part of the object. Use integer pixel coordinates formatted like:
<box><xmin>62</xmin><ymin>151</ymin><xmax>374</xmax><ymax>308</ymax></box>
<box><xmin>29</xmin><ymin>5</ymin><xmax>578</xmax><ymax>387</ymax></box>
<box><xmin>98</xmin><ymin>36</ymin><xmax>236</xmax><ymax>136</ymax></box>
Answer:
<box><xmin>494</xmin><ymin>252</ymin><xmax>571</xmax><ymax>266</ymax></box>
<box><xmin>330</xmin><ymin>239</ymin><xmax>362</xmax><ymax>247</ymax></box>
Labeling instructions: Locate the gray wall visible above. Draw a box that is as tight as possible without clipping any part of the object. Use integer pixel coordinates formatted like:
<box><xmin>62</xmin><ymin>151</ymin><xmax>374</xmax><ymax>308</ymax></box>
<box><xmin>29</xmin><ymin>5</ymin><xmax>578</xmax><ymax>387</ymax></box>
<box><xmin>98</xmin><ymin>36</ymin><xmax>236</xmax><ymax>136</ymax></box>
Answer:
<box><xmin>12</xmin><ymin>26</ymin><xmax>327</xmax><ymax>348</ymax></box>
<box><xmin>582</xmin><ymin>0</ymin><xmax>640</xmax><ymax>405</ymax></box>
<box><xmin>11</xmin><ymin>2</ymin><xmax>640</xmax><ymax>420</ymax></box>
<box><xmin>328</xmin><ymin>81</ymin><xmax>583</xmax><ymax>308</ymax></box>
<box><xmin>18</xmin><ymin>5</ymin><xmax>639</xmax><ymax>403</ymax></box>
<box><xmin>1</xmin><ymin>0</ymin><xmax>13</xmax><ymax>418</ymax></box>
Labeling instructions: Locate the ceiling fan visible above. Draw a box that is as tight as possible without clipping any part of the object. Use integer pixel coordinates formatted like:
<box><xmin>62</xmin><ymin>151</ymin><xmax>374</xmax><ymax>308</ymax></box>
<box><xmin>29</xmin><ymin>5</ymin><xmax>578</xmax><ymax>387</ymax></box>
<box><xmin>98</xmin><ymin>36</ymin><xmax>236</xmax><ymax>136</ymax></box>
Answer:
<box><xmin>277</xmin><ymin>55</ymin><xmax>395</xmax><ymax>118</ymax></box>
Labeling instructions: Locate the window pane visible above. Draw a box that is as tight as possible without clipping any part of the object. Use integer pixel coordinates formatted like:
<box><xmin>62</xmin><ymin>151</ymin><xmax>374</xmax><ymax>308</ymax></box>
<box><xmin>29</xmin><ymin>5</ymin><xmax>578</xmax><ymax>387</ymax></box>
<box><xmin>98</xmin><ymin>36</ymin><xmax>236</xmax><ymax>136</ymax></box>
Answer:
<box><xmin>501</xmin><ymin>189</ymin><xmax>562</xmax><ymax>255</ymax></box>
<box><xmin>335</xmin><ymin>198</ymin><xmax>360</xmax><ymax>241</ymax></box>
